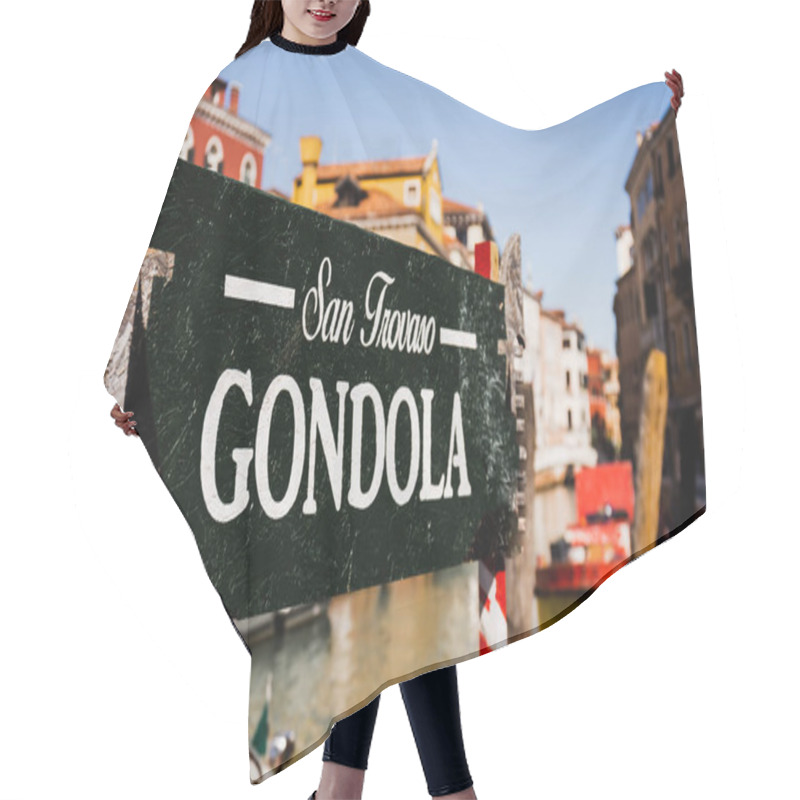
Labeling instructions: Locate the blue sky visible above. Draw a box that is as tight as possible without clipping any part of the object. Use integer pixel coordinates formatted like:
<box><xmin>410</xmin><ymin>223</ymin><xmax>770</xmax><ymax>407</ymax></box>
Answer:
<box><xmin>216</xmin><ymin>43</ymin><xmax>671</xmax><ymax>354</ymax></box>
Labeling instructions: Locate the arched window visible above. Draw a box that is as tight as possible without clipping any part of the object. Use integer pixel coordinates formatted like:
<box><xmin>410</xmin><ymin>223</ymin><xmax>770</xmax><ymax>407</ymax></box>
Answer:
<box><xmin>180</xmin><ymin>125</ymin><xmax>195</xmax><ymax>164</ymax></box>
<box><xmin>204</xmin><ymin>136</ymin><xmax>224</xmax><ymax>174</ymax></box>
<box><xmin>404</xmin><ymin>178</ymin><xmax>421</xmax><ymax>207</ymax></box>
<box><xmin>240</xmin><ymin>153</ymin><xmax>258</xmax><ymax>187</ymax></box>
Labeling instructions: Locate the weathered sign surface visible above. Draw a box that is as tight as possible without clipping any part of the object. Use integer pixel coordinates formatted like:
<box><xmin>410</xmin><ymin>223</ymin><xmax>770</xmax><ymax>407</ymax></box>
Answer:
<box><xmin>108</xmin><ymin>159</ymin><xmax>518</xmax><ymax>620</ymax></box>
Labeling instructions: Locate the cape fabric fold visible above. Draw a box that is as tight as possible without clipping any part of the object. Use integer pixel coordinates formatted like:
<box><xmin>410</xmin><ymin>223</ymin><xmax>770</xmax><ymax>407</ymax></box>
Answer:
<box><xmin>104</xmin><ymin>36</ymin><xmax>706</xmax><ymax>784</ymax></box>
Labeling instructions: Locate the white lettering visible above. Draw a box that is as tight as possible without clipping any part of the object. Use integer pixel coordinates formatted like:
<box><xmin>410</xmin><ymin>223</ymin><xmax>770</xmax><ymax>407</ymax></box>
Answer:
<box><xmin>255</xmin><ymin>375</ymin><xmax>306</xmax><ymax>519</ymax></box>
<box><xmin>302</xmin><ymin>256</ymin><xmax>355</xmax><ymax>344</ymax></box>
<box><xmin>200</xmin><ymin>375</ymin><xmax>470</xmax><ymax>521</ymax></box>
<box><xmin>386</xmin><ymin>387</ymin><xmax>420</xmax><ymax>505</ymax></box>
<box><xmin>201</xmin><ymin>368</ymin><xmax>254</xmax><ymax>522</ymax></box>
<box><xmin>303</xmin><ymin>378</ymin><xmax>349</xmax><ymax>514</ymax></box>
<box><xmin>347</xmin><ymin>383</ymin><xmax>386</xmax><ymax>509</ymax></box>
<box><xmin>443</xmin><ymin>392</ymin><xmax>471</xmax><ymax>498</ymax></box>
<box><xmin>419</xmin><ymin>388</ymin><xmax>445</xmax><ymax>501</ymax></box>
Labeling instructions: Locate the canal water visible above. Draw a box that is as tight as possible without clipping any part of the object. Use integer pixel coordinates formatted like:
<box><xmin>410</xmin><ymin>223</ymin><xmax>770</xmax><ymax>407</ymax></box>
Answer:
<box><xmin>247</xmin><ymin>483</ymin><xmax>578</xmax><ymax>767</ymax></box>
<box><xmin>248</xmin><ymin>561</ymin><xmax>478</xmax><ymax>763</ymax></box>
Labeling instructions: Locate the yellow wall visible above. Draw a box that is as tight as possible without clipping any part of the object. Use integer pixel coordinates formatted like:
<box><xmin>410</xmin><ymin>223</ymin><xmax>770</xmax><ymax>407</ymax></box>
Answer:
<box><xmin>292</xmin><ymin>143</ymin><xmax>445</xmax><ymax>253</ymax></box>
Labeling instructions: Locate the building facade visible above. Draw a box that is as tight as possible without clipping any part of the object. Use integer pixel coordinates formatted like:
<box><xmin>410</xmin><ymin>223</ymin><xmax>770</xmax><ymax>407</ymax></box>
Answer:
<box><xmin>614</xmin><ymin>108</ymin><xmax>705</xmax><ymax>522</ymax></box>
<box><xmin>291</xmin><ymin>136</ymin><xmax>493</xmax><ymax>267</ymax></box>
<box><xmin>180</xmin><ymin>77</ymin><xmax>271</xmax><ymax>188</ymax></box>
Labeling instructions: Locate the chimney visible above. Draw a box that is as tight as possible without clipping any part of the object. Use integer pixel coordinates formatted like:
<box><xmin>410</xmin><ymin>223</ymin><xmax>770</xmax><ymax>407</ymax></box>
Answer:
<box><xmin>230</xmin><ymin>84</ymin><xmax>240</xmax><ymax>116</ymax></box>
<box><xmin>297</xmin><ymin>136</ymin><xmax>322</xmax><ymax>209</ymax></box>
<box><xmin>208</xmin><ymin>78</ymin><xmax>226</xmax><ymax>107</ymax></box>
<box><xmin>474</xmin><ymin>240</ymin><xmax>498</xmax><ymax>282</ymax></box>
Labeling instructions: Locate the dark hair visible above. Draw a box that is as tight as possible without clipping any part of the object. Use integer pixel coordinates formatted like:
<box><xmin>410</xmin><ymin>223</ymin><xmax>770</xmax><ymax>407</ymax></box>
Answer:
<box><xmin>236</xmin><ymin>1</ymin><xmax>371</xmax><ymax>59</ymax></box>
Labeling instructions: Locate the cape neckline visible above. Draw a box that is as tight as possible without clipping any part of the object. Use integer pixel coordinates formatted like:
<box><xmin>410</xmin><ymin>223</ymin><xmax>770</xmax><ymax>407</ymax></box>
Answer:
<box><xmin>269</xmin><ymin>31</ymin><xmax>348</xmax><ymax>55</ymax></box>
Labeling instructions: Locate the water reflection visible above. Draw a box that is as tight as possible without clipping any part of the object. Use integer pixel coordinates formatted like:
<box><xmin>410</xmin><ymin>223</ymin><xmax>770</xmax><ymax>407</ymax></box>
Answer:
<box><xmin>248</xmin><ymin>561</ymin><xmax>477</xmax><ymax>762</ymax></box>
<box><xmin>247</xmin><ymin>483</ymin><xmax>579</xmax><ymax>774</ymax></box>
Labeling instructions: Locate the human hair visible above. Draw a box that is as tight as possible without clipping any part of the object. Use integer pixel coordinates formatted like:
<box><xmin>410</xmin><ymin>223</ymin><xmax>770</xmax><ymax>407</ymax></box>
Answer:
<box><xmin>235</xmin><ymin>1</ymin><xmax>371</xmax><ymax>59</ymax></box>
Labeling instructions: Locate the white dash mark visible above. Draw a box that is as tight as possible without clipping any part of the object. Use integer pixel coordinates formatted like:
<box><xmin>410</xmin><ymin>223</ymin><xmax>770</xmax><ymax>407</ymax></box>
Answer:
<box><xmin>440</xmin><ymin>327</ymin><xmax>477</xmax><ymax>349</ymax></box>
<box><xmin>224</xmin><ymin>275</ymin><xmax>295</xmax><ymax>309</ymax></box>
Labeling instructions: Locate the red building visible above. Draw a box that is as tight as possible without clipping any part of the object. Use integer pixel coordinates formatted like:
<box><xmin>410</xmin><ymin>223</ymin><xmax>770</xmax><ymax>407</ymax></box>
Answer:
<box><xmin>586</xmin><ymin>348</ymin><xmax>606</xmax><ymax>425</ymax></box>
<box><xmin>180</xmin><ymin>77</ymin><xmax>271</xmax><ymax>188</ymax></box>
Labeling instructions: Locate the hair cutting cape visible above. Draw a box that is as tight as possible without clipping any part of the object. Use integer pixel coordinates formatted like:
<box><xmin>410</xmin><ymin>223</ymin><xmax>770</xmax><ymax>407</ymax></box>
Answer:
<box><xmin>104</xmin><ymin>32</ymin><xmax>706</xmax><ymax>785</ymax></box>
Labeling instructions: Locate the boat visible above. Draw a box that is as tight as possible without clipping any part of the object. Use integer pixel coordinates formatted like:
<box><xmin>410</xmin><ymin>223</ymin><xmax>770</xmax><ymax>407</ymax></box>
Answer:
<box><xmin>535</xmin><ymin>461</ymin><xmax>634</xmax><ymax>619</ymax></box>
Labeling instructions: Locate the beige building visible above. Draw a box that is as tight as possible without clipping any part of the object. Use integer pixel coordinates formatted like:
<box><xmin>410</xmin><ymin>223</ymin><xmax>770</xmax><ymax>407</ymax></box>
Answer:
<box><xmin>442</xmin><ymin>197</ymin><xmax>495</xmax><ymax>271</ymax></box>
<box><xmin>520</xmin><ymin>286</ymin><xmax>597</xmax><ymax>487</ymax></box>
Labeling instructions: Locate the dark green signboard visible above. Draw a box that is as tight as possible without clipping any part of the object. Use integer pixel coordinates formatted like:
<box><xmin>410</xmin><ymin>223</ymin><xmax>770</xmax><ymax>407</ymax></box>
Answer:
<box><xmin>124</xmin><ymin>158</ymin><xmax>517</xmax><ymax>620</ymax></box>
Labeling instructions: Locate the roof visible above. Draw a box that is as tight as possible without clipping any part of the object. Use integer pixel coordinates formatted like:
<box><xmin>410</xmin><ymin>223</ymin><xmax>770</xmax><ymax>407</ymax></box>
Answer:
<box><xmin>308</xmin><ymin>155</ymin><xmax>429</xmax><ymax>184</ymax></box>
<box><xmin>317</xmin><ymin>186</ymin><xmax>413</xmax><ymax>221</ymax></box>
<box><xmin>443</xmin><ymin>197</ymin><xmax>482</xmax><ymax>216</ymax></box>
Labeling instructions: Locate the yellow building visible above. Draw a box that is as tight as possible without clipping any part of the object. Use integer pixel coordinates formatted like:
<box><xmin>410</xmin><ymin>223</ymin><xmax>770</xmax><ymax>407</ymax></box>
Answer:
<box><xmin>289</xmin><ymin>136</ymin><xmax>493</xmax><ymax>266</ymax></box>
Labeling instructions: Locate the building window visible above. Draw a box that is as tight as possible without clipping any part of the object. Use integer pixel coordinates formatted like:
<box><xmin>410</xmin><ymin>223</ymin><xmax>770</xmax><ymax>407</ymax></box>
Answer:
<box><xmin>204</xmin><ymin>136</ymin><xmax>224</xmax><ymax>174</ymax></box>
<box><xmin>681</xmin><ymin>212</ymin><xmax>690</xmax><ymax>259</ymax></box>
<box><xmin>404</xmin><ymin>179</ymin><xmax>421</xmax><ymax>207</ymax></box>
<box><xmin>562</xmin><ymin>337</ymin><xmax>571</xmax><ymax>349</ymax></box>
<box><xmin>644</xmin><ymin>241</ymin><xmax>653</xmax><ymax>273</ymax></box>
<box><xmin>667</xmin><ymin>138</ymin><xmax>676</xmax><ymax>177</ymax></box>
<box><xmin>683</xmin><ymin>320</ymin><xmax>693</xmax><ymax>368</ymax></box>
<box><xmin>566</xmin><ymin>370</ymin><xmax>571</xmax><ymax>390</ymax></box>
<box><xmin>644</xmin><ymin>281</ymin><xmax>659</xmax><ymax>319</ymax></box>
<box><xmin>567</xmin><ymin>408</ymin><xmax>573</xmax><ymax>430</ymax></box>
<box><xmin>656</xmin><ymin>153</ymin><xmax>664</xmax><ymax>195</ymax></box>
<box><xmin>240</xmin><ymin>153</ymin><xmax>258</xmax><ymax>187</ymax></box>
<box><xmin>636</xmin><ymin>180</ymin><xmax>650</xmax><ymax>221</ymax></box>
<box><xmin>180</xmin><ymin>125</ymin><xmax>195</xmax><ymax>164</ymax></box>
<box><xmin>670</xmin><ymin>327</ymin><xmax>679</xmax><ymax>374</ymax></box>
